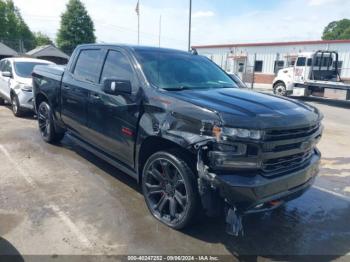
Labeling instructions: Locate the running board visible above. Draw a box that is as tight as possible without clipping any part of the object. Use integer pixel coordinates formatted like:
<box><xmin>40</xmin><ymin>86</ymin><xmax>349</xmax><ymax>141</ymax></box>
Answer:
<box><xmin>66</xmin><ymin>132</ymin><xmax>138</xmax><ymax>181</ymax></box>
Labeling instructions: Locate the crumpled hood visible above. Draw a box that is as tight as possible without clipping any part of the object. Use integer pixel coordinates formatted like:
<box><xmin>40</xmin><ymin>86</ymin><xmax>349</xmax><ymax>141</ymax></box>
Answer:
<box><xmin>166</xmin><ymin>88</ymin><xmax>321</xmax><ymax>129</ymax></box>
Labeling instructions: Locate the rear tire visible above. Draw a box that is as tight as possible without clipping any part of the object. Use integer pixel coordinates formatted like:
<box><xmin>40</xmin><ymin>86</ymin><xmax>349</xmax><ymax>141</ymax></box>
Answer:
<box><xmin>11</xmin><ymin>94</ymin><xmax>24</xmax><ymax>117</ymax></box>
<box><xmin>142</xmin><ymin>150</ymin><xmax>199</xmax><ymax>230</ymax></box>
<box><xmin>37</xmin><ymin>101</ymin><xmax>65</xmax><ymax>143</ymax></box>
<box><xmin>0</xmin><ymin>97</ymin><xmax>5</xmax><ymax>105</ymax></box>
<box><xmin>273</xmin><ymin>82</ymin><xmax>287</xmax><ymax>96</ymax></box>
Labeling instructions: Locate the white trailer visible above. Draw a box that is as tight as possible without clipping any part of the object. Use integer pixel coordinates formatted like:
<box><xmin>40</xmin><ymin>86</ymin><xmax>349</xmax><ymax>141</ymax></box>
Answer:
<box><xmin>272</xmin><ymin>50</ymin><xmax>350</xmax><ymax>100</ymax></box>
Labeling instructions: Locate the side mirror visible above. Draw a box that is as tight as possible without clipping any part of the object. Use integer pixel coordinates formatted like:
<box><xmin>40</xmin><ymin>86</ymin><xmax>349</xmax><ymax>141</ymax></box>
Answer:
<box><xmin>1</xmin><ymin>71</ymin><xmax>12</xmax><ymax>78</ymax></box>
<box><xmin>103</xmin><ymin>79</ymin><xmax>132</xmax><ymax>95</ymax></box>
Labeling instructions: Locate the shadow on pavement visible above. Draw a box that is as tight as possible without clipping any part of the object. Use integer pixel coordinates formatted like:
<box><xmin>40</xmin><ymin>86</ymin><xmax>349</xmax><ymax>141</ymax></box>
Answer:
<box><xmin>60</xmin><ymin>136</ymin><xmax>350</xmax><ymax>259</ymax></box>
<box><xmin>0</xmin><ymin>237</ymin><xmax>24</xmax><ymax>262</ymax></box>
<box><xmin>183</xmin><ymin>186</ymin><xmax>350</xmax><ymax>260</ymax></box>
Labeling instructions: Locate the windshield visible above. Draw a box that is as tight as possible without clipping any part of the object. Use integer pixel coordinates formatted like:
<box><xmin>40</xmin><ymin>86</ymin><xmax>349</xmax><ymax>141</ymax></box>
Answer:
<box><xmin>134</xmin><ymin>50</ymin><xmax>238</xmax><ymax>90</ymax></box>
<box><xmin>14</xmin><ymin>62</ymin><xmax>49</xmax><ymax>78</ymax></box>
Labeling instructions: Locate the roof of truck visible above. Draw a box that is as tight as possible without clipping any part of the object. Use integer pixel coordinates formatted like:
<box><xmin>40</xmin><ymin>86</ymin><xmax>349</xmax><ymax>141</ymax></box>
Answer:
<box><xmin>76</xmin><ymin>44</ymin><xmax>191</xmax><ymax>55</ymax></box>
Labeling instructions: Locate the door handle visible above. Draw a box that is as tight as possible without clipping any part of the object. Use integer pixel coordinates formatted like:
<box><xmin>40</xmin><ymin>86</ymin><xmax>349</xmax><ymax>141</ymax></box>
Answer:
<box><xmin>62</xmin><ymin>85</ymin><xmax>71</xmax><ymax>91</ymax></box>
<box><xmin>90</xmin><ymin>93</ymin><xmax>100</xmax><ymax>100</ymax></box>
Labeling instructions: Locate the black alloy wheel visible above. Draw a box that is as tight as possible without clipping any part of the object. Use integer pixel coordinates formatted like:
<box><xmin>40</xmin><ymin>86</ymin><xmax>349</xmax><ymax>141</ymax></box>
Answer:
<box><xmin>142</xmin><ymin>151</ymin><xmax>198</xmax><ymax>229</ymax></box>
<box><xmin>38</xmin><ymin>102</ymin><xmax>51</xmax><ymax>140</ymax></box>
<box><xmin>37</xmin><ymin>101</ymin><xmax>65</xmax><ymax>143</ymax></box>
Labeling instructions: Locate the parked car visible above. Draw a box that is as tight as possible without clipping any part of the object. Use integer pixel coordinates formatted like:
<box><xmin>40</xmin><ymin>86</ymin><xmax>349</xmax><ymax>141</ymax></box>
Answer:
<box><xmin>0</xmin><ymin>57</ymin><xmax>53</xmax><ymax>116</ymax></box>
<box><xmin>32</xmin><ymin>44</ymin><xmax>322</xmax><ymax>235</ymax></box>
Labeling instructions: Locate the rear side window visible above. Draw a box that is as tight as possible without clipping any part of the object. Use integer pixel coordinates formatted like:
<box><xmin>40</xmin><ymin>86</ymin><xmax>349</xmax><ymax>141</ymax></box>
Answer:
<box><xmin>100</xmin><ymin>50</ymin><xmax>133</xmax><ymax>82</ymax></box>
<box><xmin>73</xmin><ymin>49</ymin><xmax>104</xmax><ymax>83</ymax></box>
<box><xmin>307</xmin><ymin>58</ymin><xmax>312</xmax><ymax>66</ymax></box>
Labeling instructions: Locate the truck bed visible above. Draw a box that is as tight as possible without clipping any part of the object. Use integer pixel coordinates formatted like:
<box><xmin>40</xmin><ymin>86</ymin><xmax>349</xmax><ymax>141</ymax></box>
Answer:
<box><xmin>303</xmin><ymin>81</ymin><xmax>350</xmax><ymax>90</ymax></box>
<box><xmin>33</xmin><ymin>64</ymin><xmax>65</xmax><ymax>82</ymax></box>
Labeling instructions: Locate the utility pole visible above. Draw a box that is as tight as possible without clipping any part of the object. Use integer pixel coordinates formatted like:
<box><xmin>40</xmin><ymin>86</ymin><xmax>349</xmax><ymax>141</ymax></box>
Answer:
<box><xmin>188</xmin><ymin>0</ymin><xmax>192</xmax><ymax>52</ymax></box>
<box><xmin>158</xmin><ymin>15</ymin><xmax>162</xmax><ymax>47</ymax></box>
<box><xmin>136</xmin><ymin>0</ymin><xmax>140</xmax><ymax>45</ymax></box>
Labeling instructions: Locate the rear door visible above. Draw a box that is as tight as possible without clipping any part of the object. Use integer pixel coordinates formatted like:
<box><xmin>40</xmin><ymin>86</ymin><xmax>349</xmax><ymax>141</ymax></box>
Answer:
<box><xmin>61</xmin><ymin>48</ymin><xmax>105</xmax><ymax>138</ymax></box>
<box><xmin>87</xmin><ymin>48</ymin><xmax>141</xmax><ymax>168</ymax></box>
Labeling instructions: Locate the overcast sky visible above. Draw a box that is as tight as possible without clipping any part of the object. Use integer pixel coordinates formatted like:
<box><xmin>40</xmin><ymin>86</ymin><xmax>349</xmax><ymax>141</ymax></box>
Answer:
<box><xmin>13</xmin><ymin>0</ymin><xmax>350</xmax><ymax>50</ymax></box>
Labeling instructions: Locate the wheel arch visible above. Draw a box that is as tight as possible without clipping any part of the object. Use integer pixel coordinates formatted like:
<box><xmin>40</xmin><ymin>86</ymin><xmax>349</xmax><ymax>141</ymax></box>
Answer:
<box><xmin>137</xmin><ymin>136</ymin><xmax>196</xmax><ymax>183</ymax></box>
<box><xmin>10</xmin><ymin>89</ymin><xmax>16</xmax><ymax>99</ymax></box>
<box><xmin>35</xmin><ymin>92</ymin><xmax>49</xmax><ymax>112</ymax></box>
<box><xmin>273</xmin><ymin>80</ymin><xmax>286</xmax><ymax>89</ymax></box>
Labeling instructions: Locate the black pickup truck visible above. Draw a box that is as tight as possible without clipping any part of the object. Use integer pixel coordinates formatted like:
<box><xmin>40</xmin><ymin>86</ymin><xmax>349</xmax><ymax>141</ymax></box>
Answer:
<box><xmin>32</xmin><ymin>44</ymin><xmax>322</xmax><ymax>235</ymax></box>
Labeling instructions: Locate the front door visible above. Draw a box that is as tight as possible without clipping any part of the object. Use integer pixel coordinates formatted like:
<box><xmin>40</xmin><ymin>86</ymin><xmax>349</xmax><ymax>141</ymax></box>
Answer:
<box><xmin>87</xmin><ymin>49</ymin><xmax>141</xmax><ymax>168</ymax></box>
<box><xmin>61</xmin><ymin>48</ymin><xmax>105</xmax><ymax>138</ymax></box>
<box><xmin>0</xmin><ymin>60</ymin><xmax>13</xmax><ymax>100</ymax></box>
<box><xmin>294</xmin><ymin>56</ymin><xmax>306</xmax><ymax>83</ymax></box>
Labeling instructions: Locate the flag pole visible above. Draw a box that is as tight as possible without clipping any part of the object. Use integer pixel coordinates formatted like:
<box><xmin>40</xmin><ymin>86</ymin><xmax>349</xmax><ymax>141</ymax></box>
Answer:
<box><xmin>136</xmin><ymin>0</ymin><xmax>140</xmax><ymax>45</ymax></box>
<box><xmin>138</xmin><ymin>1</ymin><xmax>140</xmax><ymax>45</ymax></box>
<box><xmin>188</xmin><ymin>0</ymin><xmax>192</xmax><ymax>51</ymax></box>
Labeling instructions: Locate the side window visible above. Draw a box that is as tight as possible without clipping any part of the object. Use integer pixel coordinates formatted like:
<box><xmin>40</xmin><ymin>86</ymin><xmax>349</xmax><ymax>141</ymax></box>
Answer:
<box><xmin>296</xmin><ymin>57</ymin><xmax>306</xmax><ymax>66</ymax></box>
<box><xmin>0</xmin><ymin>61</ymin><xmax>4</xmax><ymax>71</ymax></box>
<box><xmin>73</xmin><ymin>49</ymin><xmax>104</xmax><ymax>83</ymax></box>
<box><xmin>100</xmin><ymin>50</ymin><xmax>134</xmax><ymax>82</ymax></box>
<box><xmin>254</xmin><ymin>61</ymin><xmax>263</xmax><ymax>72</ymax></box>
<box><xmin>307</xmin><ymin>58</ymin><xmax>312</xmax><ymax>66</ymax></box>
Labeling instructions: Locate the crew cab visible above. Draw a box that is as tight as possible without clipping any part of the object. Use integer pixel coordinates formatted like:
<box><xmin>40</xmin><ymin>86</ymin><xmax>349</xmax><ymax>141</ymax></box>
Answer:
<box><xmin>32</xmin><ymin>44</ymin><xmax>322</xmax><ymax>235</ymax></box>
<box><xmin>0</xmin><ymin>57</ymin><xmax>53</xmax><ymax>116</ymax></box>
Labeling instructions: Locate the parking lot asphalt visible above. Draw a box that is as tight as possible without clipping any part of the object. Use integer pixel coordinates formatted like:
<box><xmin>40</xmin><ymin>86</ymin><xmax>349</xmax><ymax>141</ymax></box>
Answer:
<box><xmin>0</xmin><ymin>96</ymin><xmax>350</xmax><ymax>260</ymax></box>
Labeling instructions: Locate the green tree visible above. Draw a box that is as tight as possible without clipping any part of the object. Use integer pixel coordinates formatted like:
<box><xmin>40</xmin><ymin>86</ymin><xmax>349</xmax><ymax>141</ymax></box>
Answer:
<box><xmin>57</xmin><ymin>0</ymin><xmax>96</xmax><ymax>54</ymax></box>
<box><xmin>322</xmin><ymin>19</ymin><xmax>350</xmax><ymax>40</ymax></box>
<box><xmin>0</xmin><ymin>0</ymin><xmax>35</xmax><ymax>51</ymax></box>
<box><xmin>34</xmin><ymin>32</ymin><xmax>53</xmax><ymax>46</ymax></box>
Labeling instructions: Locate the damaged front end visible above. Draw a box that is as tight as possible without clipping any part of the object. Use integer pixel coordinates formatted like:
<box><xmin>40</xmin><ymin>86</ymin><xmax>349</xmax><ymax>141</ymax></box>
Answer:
<box><xmin>191</xmin><ymin>120</ymin><xmax>322</xmax><ymax>236</ymax></box>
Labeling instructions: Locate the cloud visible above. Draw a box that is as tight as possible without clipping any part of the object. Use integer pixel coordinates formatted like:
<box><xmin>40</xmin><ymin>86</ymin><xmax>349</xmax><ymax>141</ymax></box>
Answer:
<box><xmin>192</xmin><ymin>11</ymin><xmax>215</xmax><ymax>18</ymax></box>
<box><xmin>308</xmin><ymin>0</ymin><xmax>339</xmax><ymax>6</ymax></box>
<box><xmin>12</xmin><ymin>0</ymin><xmax>350</xmax><ymax>51</ymax></box>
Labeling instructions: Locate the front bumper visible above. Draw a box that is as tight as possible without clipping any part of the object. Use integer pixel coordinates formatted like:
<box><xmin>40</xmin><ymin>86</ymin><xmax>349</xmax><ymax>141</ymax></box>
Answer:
<box><xmin>215</xmin><ymin>148</ymin><xmax>320</xmax><ymax>212</ymax></box>
<box><xmin>17</xmin><ymin>90</ymin><xmax>34</xmax><ymax>110</ymax></box>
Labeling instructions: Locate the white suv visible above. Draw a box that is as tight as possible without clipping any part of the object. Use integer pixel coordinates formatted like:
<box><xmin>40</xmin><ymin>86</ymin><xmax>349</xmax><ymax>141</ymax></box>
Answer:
<box><xmin>0</xmin><ymin>57</ymin><xmax>53</xmax><ymax>116</ymax></box>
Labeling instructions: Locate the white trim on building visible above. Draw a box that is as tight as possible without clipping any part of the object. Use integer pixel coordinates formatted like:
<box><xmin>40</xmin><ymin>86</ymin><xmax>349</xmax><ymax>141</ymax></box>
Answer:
<box><xmin>193</xmin><ymin>40</ymin><xmax>350</xmax><ymax>84</ymax></box>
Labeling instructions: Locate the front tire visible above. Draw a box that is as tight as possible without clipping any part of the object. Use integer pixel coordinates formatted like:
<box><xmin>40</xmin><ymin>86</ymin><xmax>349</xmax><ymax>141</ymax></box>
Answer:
<box><xmin>37</xmin><ymin>101</ymin><xmax>65</xmax><ymax>143</ymax></box>
<box><xmin>142</xmin><ymin>151</ymin><xmax>199</xmax><ymax>229</ymax></box>
<box><xmin>11</xmin><ymin>94</ymin><xmax>24</xmax><ymax>117</ymax></box>
<box><xmin>273</xmin><ymin>82</ymin><xmax>287</xmax><ymax>96</ymax></box>
<box><xmin>0</xmin><ymin>97</ymin><xmax>5</xmax><ymax>105</ymax></box>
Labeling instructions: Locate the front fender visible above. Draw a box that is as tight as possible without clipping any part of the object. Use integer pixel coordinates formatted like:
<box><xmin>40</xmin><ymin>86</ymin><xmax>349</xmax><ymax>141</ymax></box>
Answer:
<box><xmin>134</xmin><ymin>106</ymin><xmax>219</xmax><ymax>175</ymax></box>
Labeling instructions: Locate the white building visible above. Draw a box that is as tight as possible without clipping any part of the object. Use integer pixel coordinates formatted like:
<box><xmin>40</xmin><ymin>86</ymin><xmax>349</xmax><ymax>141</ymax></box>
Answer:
<box><xmin>193</xmin><ymin>40</ymin><xmax>350</xmax><ymax>84</ymax></box>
